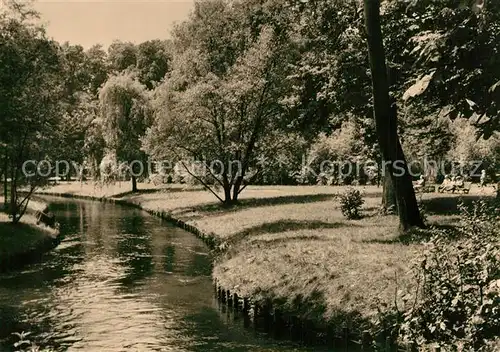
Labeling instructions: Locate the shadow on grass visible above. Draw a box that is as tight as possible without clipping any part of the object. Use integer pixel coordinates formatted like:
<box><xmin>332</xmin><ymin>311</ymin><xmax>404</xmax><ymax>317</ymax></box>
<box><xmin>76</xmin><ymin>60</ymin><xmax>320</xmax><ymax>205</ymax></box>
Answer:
<box><xmin>176</xmin><ymin>194</ymin><xmax>338</xmax><ymax>218</ymax></box>
<box><xmin>0</xmin><ymin>222</ymin><xmax>46</xmax><ymax>243</ymax></box>
<box><xmin>364</xmin><ymin>230</ymin><xmax>431</xmax><ymax>245</ymax></box>
<box><xmin>114</xmin><ymin>188</ymin><xmax>162</xmax><ymax>198</ymax></box>
<box><xmin>251</xmin><ymin>234</ymin><xmax>328</xmax><ymax>245</ymax></box>
<box><xmin>363</xmin><ymin>223</ymin><xmax>465</xmax><ymax>245</ymax></box>
<box><xmin>362</xmin><ymin>190</ymin><xmax>384</xmax><ymax>198</ymax></box>
<box><xmin>360</xmin><ymin>206</ymin><xmax>385</xmax><ymax>219</ymax></box>
<box><xmin>228</xmin><ymin>219</ymin><xmax>357</xmax><ymax>245</ymax></box>
<box><xmin>114</xmin><ymin>187</ymin><xmax>182</xmax><ymax>198</ymax></box>
<box><xmin>0</xmin><ymin>221</ymin><xmax>60</xmax><ymax>272</ymax></box>
<box><xmin>422</xmin><ymin>195</ymin><xmax>496</xmax><ymax>215</ymax></box>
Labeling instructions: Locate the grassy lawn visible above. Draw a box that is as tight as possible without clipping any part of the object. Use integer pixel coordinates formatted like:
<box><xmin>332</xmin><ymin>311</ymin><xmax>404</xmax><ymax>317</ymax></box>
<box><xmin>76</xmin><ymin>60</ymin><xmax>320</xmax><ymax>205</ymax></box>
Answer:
<box><xmin>0</xmin><ymin>212</ymin><xmax>58</xmax><ymax>264</ymax></box>
<box><xmin>40</xmin><ymin>182</ymin><xmax>497</xmax><ymax>330</ymax></box>
<box><xmin>0</xmin><ymin>197</ymin><xmax>58</xmax><ymax>264</ymax></box>
<box><xmin>36</xmin><ymin>180</ymin><xmax>196</xmax><ymax>198</ymax></box>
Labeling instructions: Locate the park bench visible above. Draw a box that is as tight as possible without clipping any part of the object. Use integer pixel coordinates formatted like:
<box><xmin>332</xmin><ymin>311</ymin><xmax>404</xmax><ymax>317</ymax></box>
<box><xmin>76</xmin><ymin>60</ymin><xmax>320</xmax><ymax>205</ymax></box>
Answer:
<box><xmin>457</xmin><ymin>181</ymin><xmax>472</xmax><ymax>194</ymax></box>
<box><xmin>47</xmin><ymin>176</ymin><xmax>61</xmax><ymax>185</ymax></box>
<box><xmin>414</xmin><ymin>184</ymin><xmax>436</xmax><ymax>193</ymax></box>
<box><xmin>438</xmin><ymin>181</ymin><xmax>472</xmax><ymax>194</ymax></box>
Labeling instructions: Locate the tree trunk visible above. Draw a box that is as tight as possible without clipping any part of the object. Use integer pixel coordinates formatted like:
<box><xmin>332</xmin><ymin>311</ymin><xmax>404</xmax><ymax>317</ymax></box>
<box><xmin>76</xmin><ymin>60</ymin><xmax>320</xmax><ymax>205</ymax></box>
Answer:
<box><xmin>10</xmin><ymin>167</ymin><xmax>18</xmax><ymax>224</ymax></box>
<box><xmin>223</xmin><ymin>185</ymin><xmax>232</xmax><ymax>205</ymax></box>
<box><xmin>363</xmin><ymin>0</ymin><xmax>424</xmax><ymax>231</ymax></box>
<box><xmin>382</xmin><ymin>171</ymin><xmax>396</xmax><ymax>214</ymax></box>
<box><xmin>222</xmin><ymin>175</ymin><xmax>232</xmax><ymax>205</ymax></box>
<box><xmin>3</xmin><ymin>167</ymin><xmax>7</xmax><ymax>210</ymax></box>
<box><xmin>232</xmin><ymin>175</ymin><xmax>244</xmax><ymax>203</ymax></box>
<box><xmin>131</xmin><ymin>175</ymin><xmax>138</xmax><ymax>192</ymax></box>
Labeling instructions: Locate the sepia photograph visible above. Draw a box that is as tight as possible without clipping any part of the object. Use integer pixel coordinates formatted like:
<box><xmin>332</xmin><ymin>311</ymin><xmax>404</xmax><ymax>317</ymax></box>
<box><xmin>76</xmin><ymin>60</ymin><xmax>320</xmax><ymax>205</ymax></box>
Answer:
<box><xmin>0</xmin><ymin>0</ymin><xmax>499</xmax><ymax>350</ymax></box>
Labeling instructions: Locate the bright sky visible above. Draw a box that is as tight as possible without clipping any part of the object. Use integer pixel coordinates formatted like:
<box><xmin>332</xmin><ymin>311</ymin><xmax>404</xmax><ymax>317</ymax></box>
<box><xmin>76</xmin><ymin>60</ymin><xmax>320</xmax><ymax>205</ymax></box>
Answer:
<box><xmin>34</xmin><ymin>0</ymin><xmax>195</xmax><ymax>49</ymax></box>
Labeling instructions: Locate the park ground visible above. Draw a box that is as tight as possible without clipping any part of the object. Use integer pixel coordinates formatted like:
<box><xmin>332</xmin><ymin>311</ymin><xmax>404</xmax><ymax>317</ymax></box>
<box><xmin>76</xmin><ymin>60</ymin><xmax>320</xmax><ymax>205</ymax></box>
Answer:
<box><xmin>39</xmin><ymin>182</ymin><xmax>497</xmax><ymax>333</ymax></box>
<box><xmin>0</xmin><ymin>199</ymin><xmax>59</xmax><ymax>271</ymax></box>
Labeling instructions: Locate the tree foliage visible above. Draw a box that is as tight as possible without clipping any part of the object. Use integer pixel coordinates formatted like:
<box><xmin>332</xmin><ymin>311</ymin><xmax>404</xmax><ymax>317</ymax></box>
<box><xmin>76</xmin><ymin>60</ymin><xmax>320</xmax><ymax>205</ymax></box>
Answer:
<box><xmin>99</xmin><ymin>73</ymin><xmax>151</xmax><ymax>191</ymax></box>
<box><xmin>2</xmin><ymin>0</ymin><xmax>499</xmax><ymax>218</ymax></box>
<box><xmin>136</xmin><ymin>39</ymin><xmax>172</xmax><ymax>89</ymax></box>
<box><xmin>385</xmin><ymin>0</ymin><xmax>500</xmax><ymax>138</ymax></box>
<box><xmin>0</xmin><ymin>0</ymin><xmax>63</xmax><ymax>222</ymax></box>
<box><xmin>144</xmin><ymin>0</ymin><xmax>297</xmax><ymax>204</ymax></box>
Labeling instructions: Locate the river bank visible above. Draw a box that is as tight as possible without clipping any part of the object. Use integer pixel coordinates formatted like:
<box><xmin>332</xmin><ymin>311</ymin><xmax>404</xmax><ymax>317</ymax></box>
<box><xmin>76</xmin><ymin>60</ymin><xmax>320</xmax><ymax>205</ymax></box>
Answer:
<box><xmin>36</xmin><ymin>182</ymin><xmax>496</xmax><ymax>347</ymax></box>
<box><xmin>0</xmin><ymin>201</ymin><xmax>61</xmax><ymax>272</ymax></box>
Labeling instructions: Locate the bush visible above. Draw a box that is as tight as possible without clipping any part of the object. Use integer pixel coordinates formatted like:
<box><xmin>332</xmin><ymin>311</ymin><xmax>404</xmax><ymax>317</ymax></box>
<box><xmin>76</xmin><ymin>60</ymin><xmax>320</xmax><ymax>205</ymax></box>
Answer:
<box><xmin>399</xmin><ymin>200</ymin><xmax>500</xmax><ymax>351</ymax></box>
<box><xmin>339</xmin><ymin>187</ymin><xmax>364</xmax><ymax>219</ymax></box>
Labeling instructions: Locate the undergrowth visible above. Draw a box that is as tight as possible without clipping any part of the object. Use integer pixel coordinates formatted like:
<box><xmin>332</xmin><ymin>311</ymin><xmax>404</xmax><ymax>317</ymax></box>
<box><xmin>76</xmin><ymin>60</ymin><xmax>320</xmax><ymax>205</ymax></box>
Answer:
<box><xmin>393</xmin><ymin>200</ymin><xmax>500</xmax><ymax>351</ymax></box>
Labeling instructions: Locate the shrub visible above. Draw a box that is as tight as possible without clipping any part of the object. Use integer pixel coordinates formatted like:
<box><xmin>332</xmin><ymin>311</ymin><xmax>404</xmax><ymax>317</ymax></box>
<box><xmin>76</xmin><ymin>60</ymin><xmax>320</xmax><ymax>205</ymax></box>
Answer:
<box><xmin>399</xmin><ymin>200</ymin><xmax>500</xmax><ymax>351</ymax></box>
<box><xmin>316</xmin><ymin>172</ymin><xmax>335</xmax><ymax>185</ymax></box>
<box><xmin>339</xmin><ymin>187</ymin><xmax>364</xmax><ymax>219</ymax></box>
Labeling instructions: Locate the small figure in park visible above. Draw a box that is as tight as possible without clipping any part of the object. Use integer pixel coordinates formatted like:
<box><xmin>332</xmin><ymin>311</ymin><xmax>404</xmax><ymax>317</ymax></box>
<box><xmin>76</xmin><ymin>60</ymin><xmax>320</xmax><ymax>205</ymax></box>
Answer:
<box><xmin>439</xmin><ymin>174</ymin><xmax>455</xmax><ymax>193</ymax></box>
<box><xmin>414</xmin><ymin>175</ymin><xmax>426</xmax><ymax>192</ymax></box>
<box><xmin>480</xmin><ymin>169</ymin><xmax>487</xmax><ymax>187</ymax></box>
<box><xmin>454</xmin><ymin>174</ymin><xmax>464</xmax><ymax>188</ymax></box>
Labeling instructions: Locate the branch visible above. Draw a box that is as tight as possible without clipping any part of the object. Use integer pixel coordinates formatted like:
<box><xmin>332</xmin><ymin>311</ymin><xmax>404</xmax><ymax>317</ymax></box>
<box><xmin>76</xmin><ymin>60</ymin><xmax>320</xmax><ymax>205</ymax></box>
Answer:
<box><xmin>173</xmin><ymin>144</ymin><xmax>225</xmax><ymax>188</ymax></box>
<box><xmin>17</xmin><ymin>183</ymin><xmax>37</xmax><ymax>220</ymax></box>
<box><xmin>237</xmin><ymin>167</ymin><xmax>264</xmax><ymax>195</ymax></box>
<box><xmin>240</xmin><ymin>67</ymin><xmax>274</xmax><ymax>173</ymax></box>
<box><xmin>172</xmin><ymin>149</ymin><xmax>224</xmax><ymax>203</ymax></box>
<box><xmin>179</xmin><ymin>160</ymin><xmax>224</xmax><ymax>203</ymax></box>
<box><xmin>229</xmin><ymin>100</ymin><xmax>248</xmax><ymax>186</ymax></box>
<box><xmin>199</xmin><ymin>159</ymin><xmax>225</xmax><ymax>188</ymax></box>
<box><xmin>174</xmin><ymin>144</ymin><xmax>198</xmax><ymax>155</ymax></box>
<box><xmin>210</xmin><ymin>103</ymin><xmax>228</xmax><ymax>168</ymax></box>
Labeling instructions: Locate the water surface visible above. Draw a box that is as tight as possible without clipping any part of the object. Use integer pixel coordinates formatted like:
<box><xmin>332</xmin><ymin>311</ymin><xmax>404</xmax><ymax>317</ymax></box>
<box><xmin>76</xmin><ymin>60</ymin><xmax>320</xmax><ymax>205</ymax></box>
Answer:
<box><xmin>0</xmin><ymin>198</ymin><xmax>323</xmax><ymax>351</ymax></box>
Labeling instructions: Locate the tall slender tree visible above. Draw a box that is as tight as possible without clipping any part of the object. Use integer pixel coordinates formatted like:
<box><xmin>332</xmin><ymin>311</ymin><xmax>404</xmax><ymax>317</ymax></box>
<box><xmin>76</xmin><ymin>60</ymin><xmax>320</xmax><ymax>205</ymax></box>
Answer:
<box><xmin>363</xmin><ymin>0</ymin><xmax>425</xmax><ymax>231</ymax></box>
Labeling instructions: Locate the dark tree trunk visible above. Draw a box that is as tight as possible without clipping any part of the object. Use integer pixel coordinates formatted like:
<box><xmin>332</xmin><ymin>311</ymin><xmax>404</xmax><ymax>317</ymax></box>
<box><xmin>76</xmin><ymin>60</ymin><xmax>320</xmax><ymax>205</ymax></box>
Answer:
<box><xmin>382</xmin><ymin>171</ymin><xmax>396</xmax><ymax>214</ymax></box>
<box><xmin>10</xmin><ymin>167</ymin><xmax>18</xmax><ymax>224</ymax></box>
<box><xmin>232</xmin><ymin>175</ymin><xmax>244</xmax><ymax>203</ymax></box>
<box><xmin>3</xmin><ymin>166</ymin><xmax>7</xmax><ymax>210</ymax></box>
<box><xmin>222</xmin><ymin>175</ymin><xmax>232</xmax><ymax>205</ymax></box>
<box><xmin>131</xmin><ymin>175</ymin><xmax>138</xmax><ymax>192</ymax></box>
<box><xmin>363</xmin><ymin>0</ymin><xmax>424</xmax><ymax>231</ymax></box>
<box><xmin>223</xmin><ymin>186</ymin><xmax>232</xmax><ymax>205</ymax></box>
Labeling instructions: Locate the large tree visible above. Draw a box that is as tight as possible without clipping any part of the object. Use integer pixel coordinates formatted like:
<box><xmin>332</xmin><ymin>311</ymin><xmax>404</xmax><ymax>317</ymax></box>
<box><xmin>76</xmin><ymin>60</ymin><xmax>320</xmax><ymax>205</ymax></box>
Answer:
<box><xmin>99</xmin><ymin>73</ymin><xmax>151</xmax><ymax>192</ymax></box>
<box><xmin>136</xmin><ymin>39</ymin><xmax>172</xmax><ymax>89</ymax></box>
<box><xmin>85</xmin><ymin>44</ymin><xmax>109</xmax><ymax>96</ymax></box>
<box><xmin>363</xmin><ymin>0</ymin><xmax>425</xmax><ymax>231</ymax></box>
<box><xmin>0</xmin><ymin>0</ymin><xmax>63</xmax><ymax>223</ymax></box>
<box><xmin>144</xmin><ymin>0</ymin><xmax>296</xmax><ymax>204</ymax></box>
<box><xmin>286</xmin><ymin>0</ymin><xmax>395</xmax><ymax>204</ymax></box>
<box><xmin>107</xmin><ymin>40</ymin><xmax>137</xmax><ymax>73</ymax></box>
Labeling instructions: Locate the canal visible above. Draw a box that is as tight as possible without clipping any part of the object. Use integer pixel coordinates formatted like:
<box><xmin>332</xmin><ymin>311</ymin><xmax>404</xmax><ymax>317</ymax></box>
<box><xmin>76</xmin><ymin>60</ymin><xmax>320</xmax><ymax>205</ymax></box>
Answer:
<box><xmin>0</xmin><ymin>198</ymin><xmax>324</xmax><ymax>351</ymax></box>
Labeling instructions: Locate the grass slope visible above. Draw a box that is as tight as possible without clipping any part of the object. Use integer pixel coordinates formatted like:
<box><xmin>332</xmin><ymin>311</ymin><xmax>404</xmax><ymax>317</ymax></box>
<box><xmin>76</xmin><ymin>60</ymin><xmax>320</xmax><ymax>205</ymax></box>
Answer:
<box><xmin>0</xmin><ymin>212</ymin><xmax>59</xmax><ymax>265</ymax></box>
<box><xmin>40</xmin><ymin>182</ymin><xmax>496</xmax><ymax>331</ymax></box>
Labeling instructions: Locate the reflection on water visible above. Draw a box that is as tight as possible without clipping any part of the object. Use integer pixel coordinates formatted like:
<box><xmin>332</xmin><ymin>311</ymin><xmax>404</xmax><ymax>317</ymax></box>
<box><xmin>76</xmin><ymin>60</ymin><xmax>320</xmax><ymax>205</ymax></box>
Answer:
<box><xmin>0</xmin><ymin>198</ymin><xmax>322</xmax><ymax>351</ymax></box>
